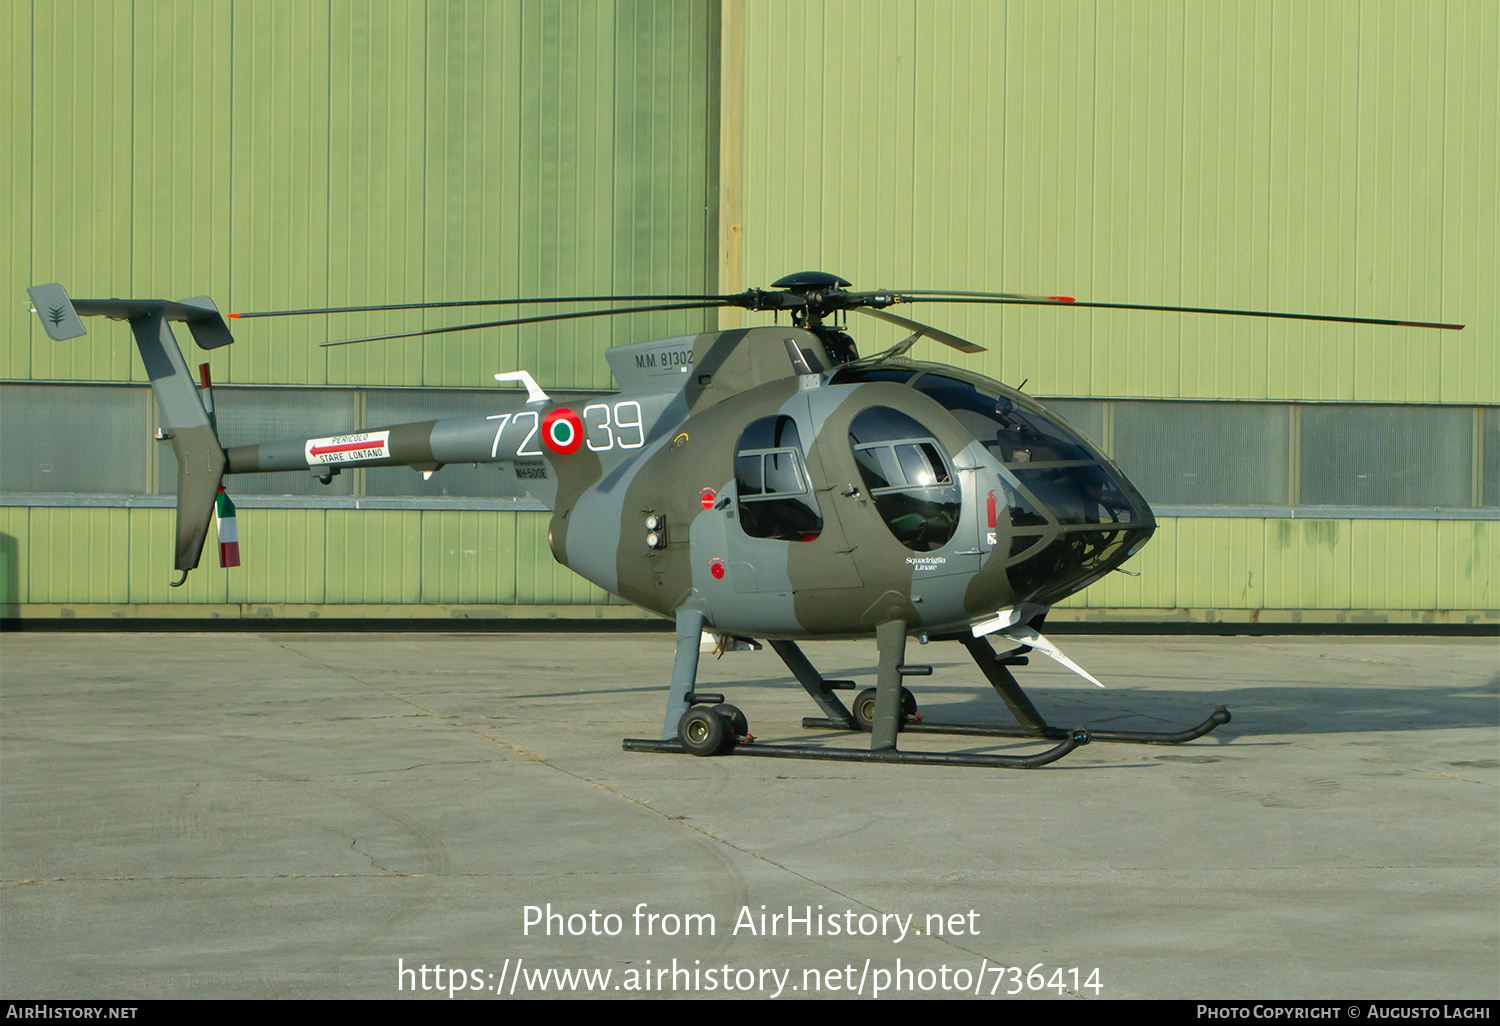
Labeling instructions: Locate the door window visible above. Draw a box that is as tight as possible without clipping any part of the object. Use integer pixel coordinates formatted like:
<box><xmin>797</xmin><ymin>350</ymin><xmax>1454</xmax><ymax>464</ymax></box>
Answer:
<box><xmin>735</xmin><ymin>416</ymin><xmax>823</xmax><ymax>541</ymax></box>
<box><xmin>848</xmin><ymin>407</ymin><xmax>961</xmax><ymax>551</ymax></box>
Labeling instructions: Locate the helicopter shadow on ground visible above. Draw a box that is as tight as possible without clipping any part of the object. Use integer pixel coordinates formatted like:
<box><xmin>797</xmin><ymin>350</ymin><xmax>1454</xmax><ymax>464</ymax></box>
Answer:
<box><xmin>744</xmin><ymin>655</ymin><xmax>1500</xmax><ymax>741</ymax></box>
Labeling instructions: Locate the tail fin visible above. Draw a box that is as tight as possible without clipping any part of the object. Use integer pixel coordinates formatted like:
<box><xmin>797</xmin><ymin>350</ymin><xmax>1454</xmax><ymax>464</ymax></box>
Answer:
<box><xmin>28</xmin><ymin>284</ymin><xmax>231</xmax><ymax>584</ymax></box>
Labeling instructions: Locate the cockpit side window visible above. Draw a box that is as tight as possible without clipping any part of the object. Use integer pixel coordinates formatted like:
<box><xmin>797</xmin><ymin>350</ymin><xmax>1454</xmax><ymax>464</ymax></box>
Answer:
<box><xmin>735</xmin><ymin>416</ymin><xmax>823</xmax><ymax>541</ymax></box>
<box><xmin>849</xmin><ymin>407</ymin><xmax>961</xmax><ymax>552</ymax></box>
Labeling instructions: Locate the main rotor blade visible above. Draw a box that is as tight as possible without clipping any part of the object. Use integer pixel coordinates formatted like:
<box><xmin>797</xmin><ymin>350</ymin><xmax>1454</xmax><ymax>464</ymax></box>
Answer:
<box><xmin>894</xmin><ymin>289</ymin><xmax>1077</xmax><ymax>303</ymax></box>
<box><xmin>234</xmin><ymin>293</ymin><xmax>736</xmax><ymax>318</ymax></box>
<box><xmin>319</xmin><ymin>301</ymin><xmax>730</xmax><ymax>347</ymax></box>
<box><xmin>899</xmin><ymin>295</ymin><xmax>1464</xmax><ymax>330</ymax></box>
<box><xmin>853</xmin><ymin>308</ymin><xmax>986</xmax><ymax>354</ymax></box>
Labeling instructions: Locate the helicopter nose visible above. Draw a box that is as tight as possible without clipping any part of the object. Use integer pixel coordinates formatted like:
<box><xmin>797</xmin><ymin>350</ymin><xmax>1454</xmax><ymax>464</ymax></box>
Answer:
<box><xmin>1000</xmin><ymin>461</ymin><xmax>1155</xmax><ymax>606</ymax></box>
<box><xmin>1006</xmin><ymin>461</ymin><xmax>1151</xmax><ymax>529</ymax></box>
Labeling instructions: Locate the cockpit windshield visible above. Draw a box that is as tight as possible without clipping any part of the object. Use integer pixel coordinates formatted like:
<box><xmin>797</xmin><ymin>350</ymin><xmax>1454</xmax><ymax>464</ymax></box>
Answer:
<box><xmin>908</xmin><ymin>370</ymin><xmax>1099</xmax><ymax>464</ymax></box>
<box><xmin>828</xmin><ymin>360</ymin><xmax>1155</xmax><ymax>601</ymax></box>
<box><xmin>829</xmin><ymin>362</ymin><xmax>1103</xmax><ymax>464</ymax></box>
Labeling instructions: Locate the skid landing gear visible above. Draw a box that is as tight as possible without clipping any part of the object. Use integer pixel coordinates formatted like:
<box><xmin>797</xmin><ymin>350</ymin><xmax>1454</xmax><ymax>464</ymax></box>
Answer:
<box><xmin>802</xmin><ymin>634</ymin><xmax>1231</xmax><ymax>746</ymax></box>
<box><xmin>622</xmin><ymin>731</ymin><xmax>1090</xmax><ymax>768</ymax></box>
<box><xmin>622</xmin><ymin>617</ymin><xmax>1107</xmax><ymax>769</ymax></box>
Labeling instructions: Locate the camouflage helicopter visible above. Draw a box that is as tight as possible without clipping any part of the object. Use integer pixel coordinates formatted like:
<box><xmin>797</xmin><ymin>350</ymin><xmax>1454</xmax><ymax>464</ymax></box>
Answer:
<box><xmin>25</xmin><ymin>274</ymin><xmax>1463</xmax><ymax>768</ymax></box>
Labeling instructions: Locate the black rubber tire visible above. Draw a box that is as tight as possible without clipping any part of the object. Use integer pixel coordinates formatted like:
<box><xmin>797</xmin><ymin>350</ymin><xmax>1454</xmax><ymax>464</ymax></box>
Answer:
<box><xmin>851</xmin><ymin>687</ymin><xmax>916</xmax><ymax>731</ymax></box>
<box><xmin>711</xmin><ymin>703</ymin><xmax>749</xmax><ymax>739</ymax></box>
<box><xmin>678</xmin><ymin>707</ymin><xmax>729</xmax><ymax>756</ymax></box>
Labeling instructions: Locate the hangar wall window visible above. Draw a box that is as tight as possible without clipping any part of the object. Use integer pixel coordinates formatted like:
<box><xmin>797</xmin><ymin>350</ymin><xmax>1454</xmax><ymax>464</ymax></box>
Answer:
<box><xmin>0</xmin><ymin>383</ymin><xmax>539</xmax><ymax>502</ymax></box>
<box><xmin>1485</xmin><ymin>409</ymin><xmax>1500</xmax><ymax>508</ymax></box>
<box><xmin>0</xmin><ymin>383</ymin><xmax>150</xmax><ymax>494</ymax></box>
<box><xmin>1300</xmin><ymin>405</ymin><xmax>1473</xmax><ymax>507</ymax></box>
<box><xmin>1112</xmin><ymin>402</ymin><xmax>1290</xmax><ymax>505</ymax></box>
<box><xmin>734</xmin><ymin>416</ymin><xmax>822</xmax><ymax>541</ymax></box>
<box><xmin>3</xmin><ymin>382</ymin><xmax>1492</xmax><ymax>513</ymax></box>
<box><xmin>1036</xmin><ymin>398</ymin><xmax>1496</xmax><ymax>511</ymax></box>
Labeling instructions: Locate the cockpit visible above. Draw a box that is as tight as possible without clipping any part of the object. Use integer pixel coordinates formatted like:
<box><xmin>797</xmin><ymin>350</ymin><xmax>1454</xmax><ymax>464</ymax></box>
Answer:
<box><xmin>831</xmin><ymin>361</ymin><xmax>1155</xmax><ymax>604</ymax></box>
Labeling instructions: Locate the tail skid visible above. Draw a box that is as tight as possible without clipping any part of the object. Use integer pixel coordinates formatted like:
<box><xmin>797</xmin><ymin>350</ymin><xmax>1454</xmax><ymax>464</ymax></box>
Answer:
<box><xmin>28</xmin><ymin>284</ymin><xmax>231</xmax><ymax>583</ymax></box>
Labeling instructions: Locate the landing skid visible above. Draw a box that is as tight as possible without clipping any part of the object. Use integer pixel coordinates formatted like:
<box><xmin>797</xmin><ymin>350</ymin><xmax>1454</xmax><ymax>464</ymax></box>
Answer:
<box><xmin>801</xmin><ymin>634</ymin><xmax>1230</xmax><ymax>746</ymax></box>
<box><xmin>622</xmin><ymin>731</ymin><xmax>1089</xmax><ymax>769</ymax></box>
<box><xmin>623</xmin><ymin>617</ymin><xmax>1228</xmax><ymax>769</ymax></box>
<box><xmin>802</xmin><ymin>709</ymin><xmax>1230</xmax><ymax>744</ymax></box>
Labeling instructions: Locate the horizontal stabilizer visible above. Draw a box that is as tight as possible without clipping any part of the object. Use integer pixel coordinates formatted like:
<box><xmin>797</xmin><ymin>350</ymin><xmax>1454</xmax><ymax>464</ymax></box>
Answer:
<box><xmin>26</xmin><ymin>283</ymin><xmax>87</xmax><ymax>341</ymax></box>
<box><xmin>27</xmin><ymin>284</ymin><xmax>235</xmax><ymax>349</ymax></box>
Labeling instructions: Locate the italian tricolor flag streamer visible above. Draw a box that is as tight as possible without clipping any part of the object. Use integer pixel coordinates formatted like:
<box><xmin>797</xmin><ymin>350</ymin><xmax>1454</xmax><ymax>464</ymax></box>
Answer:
<box><xmin>215</xmin><ymin>485</ymin><xmax>241</xmax><ymax>568</ymax></box>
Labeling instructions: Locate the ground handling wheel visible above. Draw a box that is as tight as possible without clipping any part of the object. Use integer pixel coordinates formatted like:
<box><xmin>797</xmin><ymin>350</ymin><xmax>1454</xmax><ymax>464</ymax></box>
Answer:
<box><xmin>712</xmin><ymin>703</ymin><xmax>750</xmax><ymax>742</ymax></box>
<box><xmin>678</xmin><ymin>706</ymin><xmax>731</xmax><ymax>756</ymax></box>
<box><xmin>850</xmin><ymin>687</ymin><xmax>918</xmax><ymax>731</ymax></box>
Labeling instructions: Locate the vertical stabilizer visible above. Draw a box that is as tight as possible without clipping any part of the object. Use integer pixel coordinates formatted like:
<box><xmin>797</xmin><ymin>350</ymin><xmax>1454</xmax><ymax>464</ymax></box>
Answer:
<box><xmin>28</xmin><ymin>285</ymin><xmax>232</xmax><ymax>582</ymax></box>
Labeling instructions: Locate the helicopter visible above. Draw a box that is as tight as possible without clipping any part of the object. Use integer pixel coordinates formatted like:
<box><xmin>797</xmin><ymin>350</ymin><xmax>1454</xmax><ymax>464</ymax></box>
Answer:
<box><xmin>25</xmin><ymin>273</ymin><xmax>1464</xmax><ymax>768</ymax></box>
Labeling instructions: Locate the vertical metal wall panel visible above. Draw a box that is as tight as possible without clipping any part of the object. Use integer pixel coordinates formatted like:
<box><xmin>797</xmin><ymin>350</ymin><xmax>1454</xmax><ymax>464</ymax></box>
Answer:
<box><xmin>10</xmin><ymin>508</ymin><xmax>613</xmax><ymax>609</ymax></box>
<box><xmin>729</xmin><ymin>1</ymin><xmax>1495</xmax><ymax>403</ymax></box>
<box><xmin>13</xmin><ymin>2</ymin><xmax>1490</xmax><ymax>396</ymax></box>
<box><xmin>415</xmin><ymin>510</ymin><xmax>509</xmax><ymax>605</ymax></box>
<box><xmin>323</xmin><ymin>0</ymin><xmax>428</xmax><ymax>391</ymax></box>
<box><xmin>323</xmin><ymin>510</ymin><xmax>422</xmax><ymax>605</ymax></box>
<box><xmin>1353</xmin><ymin>4</ymin><xmax>1446</xmax><ymax>405</ymax></box>
<box><xmin>1263</xmin><ymin>519</ymin><xmax>1333</xmax><ymax>610</ymax></box>
<box><xmin>910</xmin><ymin>1</ymin><xmax>1009</xmax><ymax>346</ymax></box>
<box><xmin>25</xmin><ymin>0</ymin><xmax>136</xmax><ymax>384</ymax></box>
<box><xmin>1094</xmin><ymin>0</ymin><xmax>1190</xmax><ymax>401</ymax></box>
<box><xmin>228</xmin><ymin>0</ymin><xmax>333</xmax><ymax>384</ymax></box>
<box><xmin>1441</xmin><ymin>0</ymin><xmax>1500</xmax><ymax>407</ymax></box>
<box><xmin>509</xmin><ymin>0</ymin><xmax>616</xmax><ymax>393</ymax></box>
<box><xmin>1437</xmin><ymin>520</ymin><xmax>1494</xmax><ymax>611</ymax></box>
<box><xmin>0</xmin><ymin>509</ymin><xmax>28</xmax><ymax>608</ymax></box>
<box><xmin>418</xmin><ymin>0</ymin><xmax>525</xmax><ymax>393</ymax></box>
<box><xmin>419</xmin><ymin>511</ymin><xmax>454</xmax><ymax>603</ymax></box>
<box><xmin>609</xmin><ymin>0</ymin><xmax>718</xmax><ymax>354</ymax></box>
<box><xmin>1054</xmin><ymin>518</ymin><xmax>1495</xmax><ymax>615</ymax></box>
<box><xmin>999</xmin><ymin>0</ymin><xmax>1098</xmax><ymax>395</ymax></box>
<box><xmin>406</xmin><ymin>0</ymin><xmax>717</xmax><ymax>392</ymax></box>
<box><xmin>22</xmin><ymin>507</ymin><xmax>120</xmax><ymax>604</ymax></box>
<box><xmin>513</xmin><ymin>511</ymin><xmax>553</xmax><ymax>605</ymax></box>
<box><xmin>2</xmin><ymin>1</ymin><xmax>33</xmax><ymax>381</ymax></box>
<box><xmin>132</xmin><ymin>0</ymin><xmax>234</xmax><ymax>342</ymax></box>
<box><xmin>1264</xmin><ymin>0</ymin><xmax>1360</xmax><ymax>402</ymax></box>
<box><xmin>230</xmin><ymin>508</ymin><xmax>326</xmax><ymax>605</ymax></box>
<box><xmin>737</xmin><ymin>0</ymin><xmax>920</xmax><ymax>342</ymax></box>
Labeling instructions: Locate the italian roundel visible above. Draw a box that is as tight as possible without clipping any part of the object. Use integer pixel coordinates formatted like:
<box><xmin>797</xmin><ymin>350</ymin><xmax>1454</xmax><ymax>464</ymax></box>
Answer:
<box><xmin>543</xmin><ymin>408</ymin><xmax>584</xmax><ymax>455</ymax></box>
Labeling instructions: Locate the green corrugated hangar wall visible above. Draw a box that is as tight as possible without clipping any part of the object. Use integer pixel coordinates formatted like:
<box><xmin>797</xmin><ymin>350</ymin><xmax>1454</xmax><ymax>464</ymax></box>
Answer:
<box><xmin>2</xmin><ymin>0</ymin><xmax>1496</xmax><ymax>624</ymax></box>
